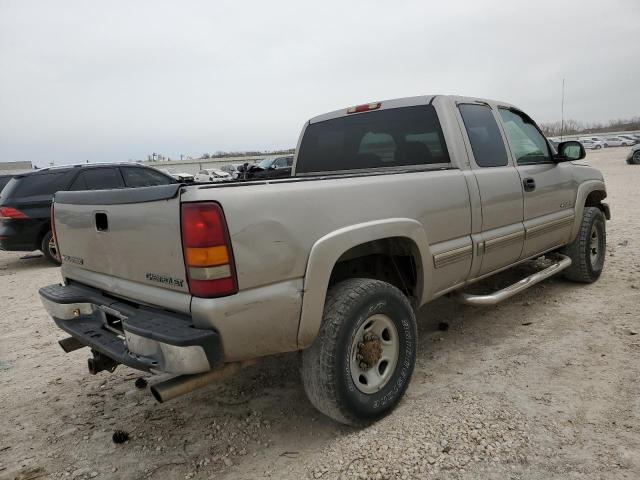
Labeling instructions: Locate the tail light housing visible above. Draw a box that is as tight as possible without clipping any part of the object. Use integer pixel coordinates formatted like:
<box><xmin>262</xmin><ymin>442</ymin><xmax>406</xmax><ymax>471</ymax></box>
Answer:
<box><xmin>0</xmin><ymin>206</ymin><xmax>29</xmax><ymax>219</ymax></box>
<box><xmin>51</xmin><ymin>203</ymin><xmax>60</xmax><ymax>258</ymax></box>
<box><xmin>181</xmin><ymin>202</ymin><xmax>238</xmax><ymax>298</ymax></box>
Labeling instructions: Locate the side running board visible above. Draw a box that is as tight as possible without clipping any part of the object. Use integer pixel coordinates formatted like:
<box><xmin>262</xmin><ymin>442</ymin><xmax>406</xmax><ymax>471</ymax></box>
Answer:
<box><xmin>452</xmin><ymin>254</ymin><xmax>572</xmax><ymax>306</ymax></box>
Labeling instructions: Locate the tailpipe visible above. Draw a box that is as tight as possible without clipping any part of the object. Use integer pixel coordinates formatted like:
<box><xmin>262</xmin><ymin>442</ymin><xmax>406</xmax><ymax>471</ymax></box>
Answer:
<box><xmin>150</xmin><ymin>360</ymin><xmax>257</xmax><ymax>403</ymax></box>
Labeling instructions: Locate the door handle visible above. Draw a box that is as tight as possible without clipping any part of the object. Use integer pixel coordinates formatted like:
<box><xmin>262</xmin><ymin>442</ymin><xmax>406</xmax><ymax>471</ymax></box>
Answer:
<box><xmin>523</xmin><ymin>177</ymin><xmax>536</xmax><ymax>192</ymax></box>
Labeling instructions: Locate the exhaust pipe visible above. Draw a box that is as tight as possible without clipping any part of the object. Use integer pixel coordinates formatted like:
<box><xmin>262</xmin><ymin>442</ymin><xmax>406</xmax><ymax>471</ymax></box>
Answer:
<box><xmin>150</xmin><ymin>360</ymin><xmax>256</xmax><ymax>403</ymax></box>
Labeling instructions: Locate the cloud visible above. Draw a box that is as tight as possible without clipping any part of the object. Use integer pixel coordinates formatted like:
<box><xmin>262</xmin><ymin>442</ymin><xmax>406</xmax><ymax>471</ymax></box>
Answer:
<box><xmin>1</xmin><ymin>0</ymin><xmax>638</xmax><ymax>166</ymax></box>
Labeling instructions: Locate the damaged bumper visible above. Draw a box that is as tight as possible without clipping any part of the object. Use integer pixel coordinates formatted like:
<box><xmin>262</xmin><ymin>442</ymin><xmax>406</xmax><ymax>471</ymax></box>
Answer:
<box><xmin>39</xmin><ymin>283</ymin><xmax>223</xmax><ymax>375</ymax></box>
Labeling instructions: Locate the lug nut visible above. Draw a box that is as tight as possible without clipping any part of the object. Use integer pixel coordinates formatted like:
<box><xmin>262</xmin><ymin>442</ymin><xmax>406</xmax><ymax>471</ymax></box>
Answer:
<box><xmin>359</xmin><ymin>361</ymin><xmax>369</xmax><ymax>370</ymax></box>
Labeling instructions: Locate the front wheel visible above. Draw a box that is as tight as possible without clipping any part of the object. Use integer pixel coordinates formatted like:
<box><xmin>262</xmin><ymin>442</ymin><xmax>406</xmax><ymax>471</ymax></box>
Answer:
<box><xmin>562</xmin><ymin>207</ymin><xmax>605</xmax><ymax>283</ymax></box>
<box><xmin>301</xmin><ymin>278</ymin><xmax>417</xmax><ymax>426</ymax></box>
<box><xmin>632</xmin><ymin>151</ymin><xmax>640</xmax><ymax>165</ymax></box>
<box><xmin>41</xmin><ymin>230</ymin><xmax>61</xmax><ymax>265</ymax></box>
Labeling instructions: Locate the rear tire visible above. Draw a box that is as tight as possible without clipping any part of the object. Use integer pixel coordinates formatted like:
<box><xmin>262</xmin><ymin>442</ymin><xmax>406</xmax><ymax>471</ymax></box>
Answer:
<box><xmin>41</xmin><ymin>231</ymin><xmax>61</xmax><ymax>265</ymax></box>
<box><xmin>301</xmin><ymin>278</ymin><xmax>417</xmax><ymax>426</ymax></box>
<box><xmin>561</xmin><ymin>207</ymin><xmax>605</xmax><ymax>283</ymax></box>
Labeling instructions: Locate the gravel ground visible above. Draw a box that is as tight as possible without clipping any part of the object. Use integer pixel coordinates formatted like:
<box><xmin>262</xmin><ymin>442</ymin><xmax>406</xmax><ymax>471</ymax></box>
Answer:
<box><xmin>1</xmin><ymin>147</ymin><xmax>639</xmax><ymax>480</ymax></box>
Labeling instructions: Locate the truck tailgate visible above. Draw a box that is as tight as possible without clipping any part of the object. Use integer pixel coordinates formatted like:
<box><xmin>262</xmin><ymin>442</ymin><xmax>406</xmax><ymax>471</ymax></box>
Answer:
<box><xmin>53</xmin><ymin>185</ymin><xmax>190</xmax><ymax>296</ymax></box>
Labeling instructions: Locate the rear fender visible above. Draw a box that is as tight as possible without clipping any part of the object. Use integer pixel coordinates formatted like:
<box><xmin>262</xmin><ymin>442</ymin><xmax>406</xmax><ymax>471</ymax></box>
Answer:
<box><xmin>297</xmin><ymin>218</ymin><xmax>431</xmax><ymax>348</ymax></box>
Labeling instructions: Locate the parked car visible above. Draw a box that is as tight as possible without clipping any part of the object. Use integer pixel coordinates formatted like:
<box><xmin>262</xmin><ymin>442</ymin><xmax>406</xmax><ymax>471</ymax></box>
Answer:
<box><xmin>601</xmin><ymin>136</ymin><xmax>625</xmax><ymax>147</ymax></box>
<box><xmin>41</xmin><ymin>95</ymin><xmax>609</xmax><ymax>426</ymax></box>
<box><xmin>243</xmin><ymin>156</ymin><xmax>294</xmax><ymax>180</ymax></box>
<box><xmin>219</xmin><ymin>163</ymin><xmax>247</xmax><ymax>180</ymax></box>
<box><xmin>626</xmin><ymin>144</ymin><xmax>640</xmax><ymax>164</ymax></box>
<box><xmin>159</xmin><ymin>168</ymin><xmax>195</xmax><ymax>182</ymax></box>
<box><xmin>580</xmin><ymin>139</ymin><xmax>604</xmax><ymax>150</ymax></box>
<box><xmin>616</xmin><ymin>135</ymin><xmax>637</xmax><ymax>146</ymax></box>
<box><xmin>0</xmin><ymin>174</ymin><xmax>14</xmax><ymax>195</ymax></box>
<box><xmin>194</xmin><ymin>168</ymin><xmax>232</xmax><ymax>183</ymax></box>
<box><xmin>0</xmin><ymin>163</ymin><xmax>175</xmax><ymax>264</ymax></box>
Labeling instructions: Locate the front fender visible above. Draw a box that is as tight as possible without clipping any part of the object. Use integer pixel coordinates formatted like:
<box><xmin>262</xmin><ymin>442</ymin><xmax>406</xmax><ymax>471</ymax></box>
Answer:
<box><xmin>296</xmin><ymin>218</ymin><xmax>431</xmax><ymax>349</ymax></box>
<box><xmin>571</xmin><ymin>180</ymin><xmax>607</xmax><ymax>241</ymax></box>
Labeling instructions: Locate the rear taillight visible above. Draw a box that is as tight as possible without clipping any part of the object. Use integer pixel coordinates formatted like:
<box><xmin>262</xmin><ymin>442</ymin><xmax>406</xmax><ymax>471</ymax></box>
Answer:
<box><xmin>0</xmin><ymin>206</ymin><xmax>29</xmax><ymax>219</ymax></box>
<box><xmin>181</xmin><ymin>202</ymin><xmax>238</xmax><ymax>298</ymax></box>
<box><xmin>51</xmin><ymin>203</ymin><xmax>60</xmax><ymax>257</ymax></box>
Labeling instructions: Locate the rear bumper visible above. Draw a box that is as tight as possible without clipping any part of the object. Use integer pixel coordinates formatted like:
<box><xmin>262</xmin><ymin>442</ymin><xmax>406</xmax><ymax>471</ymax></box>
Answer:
<box><xmin>39</xmin><ymin>283</ymin><xmax>223</xmax><ymax>375</ymax></box>
<box><xmin>0</xmin><ymin>218</ymin><xmax>45</xmax><ymax>251</ymax></box>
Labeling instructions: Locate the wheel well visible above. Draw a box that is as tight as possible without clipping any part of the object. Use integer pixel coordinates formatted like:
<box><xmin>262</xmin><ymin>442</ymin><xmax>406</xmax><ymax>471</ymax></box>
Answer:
<box><xmin>328</xmin><ymin>237</ymin><xmax>421</xmax><ymax>305</ymax></box>
<box><xmin>585</xmin><ymin>190</ymin><xmax>608</xmax><ymax>217</ymax></box>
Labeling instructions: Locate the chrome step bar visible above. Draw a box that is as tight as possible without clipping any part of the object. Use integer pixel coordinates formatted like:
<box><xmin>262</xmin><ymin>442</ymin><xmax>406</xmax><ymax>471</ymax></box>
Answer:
<box><xmin>452</xmin><ymin>254</ymin><xmax>572</xmax><ymax>306</ymax></box>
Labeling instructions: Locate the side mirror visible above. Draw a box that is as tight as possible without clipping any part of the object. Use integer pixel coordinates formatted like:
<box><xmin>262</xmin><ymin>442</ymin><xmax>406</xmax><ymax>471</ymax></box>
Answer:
<box><xmin>556</xmin><ymin>140</ymin><xmax>585</xmax><ymax>162</ymax></box>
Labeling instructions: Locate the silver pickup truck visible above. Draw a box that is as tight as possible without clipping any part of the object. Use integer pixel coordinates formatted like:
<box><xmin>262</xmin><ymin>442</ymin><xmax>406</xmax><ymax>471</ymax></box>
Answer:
<box><xmin>40</xmin><ymin>95</ymin><xmax>610</xmax><ymax>425</ymax></box>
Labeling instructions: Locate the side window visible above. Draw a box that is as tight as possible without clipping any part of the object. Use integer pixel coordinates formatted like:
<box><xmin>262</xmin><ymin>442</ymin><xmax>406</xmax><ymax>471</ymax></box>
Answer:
<box><xmin>459</xmin><ymin>104</ymin><xmax>509</xmax><ymax>167</ymax></box>
<box><xmin>498</xmin><ymin>109</ymin><xmax>551</xmax><ymax>165</ymax></box>
<box><xmin>72</xmin><ymin>168</ymin><xmax>123</xmax><ymax>190</ymax></box>
<box><xmin>121</xmin><ymin>167</ymin><xmax>172</xmax><ymax>187</ymax></box>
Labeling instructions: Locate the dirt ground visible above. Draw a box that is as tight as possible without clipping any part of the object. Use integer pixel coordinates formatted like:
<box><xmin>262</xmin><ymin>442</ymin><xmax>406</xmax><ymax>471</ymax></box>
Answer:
<box><xmin>1</xmin><ymin>147</ymin><xmax>639</xmax><ymax>480</ymax></box>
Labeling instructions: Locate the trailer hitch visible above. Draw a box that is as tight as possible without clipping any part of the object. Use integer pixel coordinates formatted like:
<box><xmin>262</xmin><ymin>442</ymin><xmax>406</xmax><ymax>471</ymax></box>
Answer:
<box><xmin>87</xmin><ymin>349</ymin><xmax>119</xmax><ymax>375</ymax></box>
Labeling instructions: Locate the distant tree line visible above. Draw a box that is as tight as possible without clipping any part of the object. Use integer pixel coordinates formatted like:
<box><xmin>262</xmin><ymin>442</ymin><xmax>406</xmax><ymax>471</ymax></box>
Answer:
<box><xmin>540</xmin><ymin>116</ymin><xmax>640</xmax><ymax>137</ymax></box>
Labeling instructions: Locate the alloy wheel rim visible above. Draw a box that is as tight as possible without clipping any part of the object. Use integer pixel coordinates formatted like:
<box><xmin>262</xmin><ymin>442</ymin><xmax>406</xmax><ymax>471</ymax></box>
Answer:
<box><xmin>589</xmin><ymin>224</ymin><xmax>600</xmax><ymax>266</ymax></box>
<box><xmin>349</xmin><ymin>314</ymin><xmax>399</xmax><ymax>394</ymax></box>
<box><xmin>48</xmin><ymin>237</ymin><xmax>60</xmax><ymax>262</ymax></box>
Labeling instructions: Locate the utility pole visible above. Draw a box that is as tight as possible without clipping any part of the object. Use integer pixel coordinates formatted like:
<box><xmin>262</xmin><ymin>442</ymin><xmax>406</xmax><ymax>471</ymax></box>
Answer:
<box><xmin>560</xmin><ymin>78</ymin><xmax>565</xmax><ymax>141</ymax></box>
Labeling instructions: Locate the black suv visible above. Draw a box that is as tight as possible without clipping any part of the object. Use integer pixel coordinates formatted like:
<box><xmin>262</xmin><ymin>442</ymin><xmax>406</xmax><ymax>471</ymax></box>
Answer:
<box><xmin>0</xmin><ymin>174</ymin><xmax>15</xmax><ymax>193</ymax></box>
<box><xmin>244</xmin><ymin>156</ymin><xmax>293</xmax><ymax>180</ymax></box>
<box><xmin>0</xmin><ymin>163</ymin><xmax>175</xmax><ymax>264</ymax></box>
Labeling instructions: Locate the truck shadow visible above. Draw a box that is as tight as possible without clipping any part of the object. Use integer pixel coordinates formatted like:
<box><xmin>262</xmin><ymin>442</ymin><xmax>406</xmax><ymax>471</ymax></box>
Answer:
<box><xmin>0</xmin><ymin>252</ymin><xmax>54</xmax><ymax>272</ymax></box>
<box><xmin>29</xmin><ymin>259</ymin><xmax>583</xmax><ymax>479</ymax></box>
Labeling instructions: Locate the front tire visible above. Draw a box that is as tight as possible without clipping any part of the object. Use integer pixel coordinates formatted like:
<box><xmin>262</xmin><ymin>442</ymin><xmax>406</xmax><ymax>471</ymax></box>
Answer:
<box><xmin>632</xmin><ymin>151</ymin><xmax>640</xmax><ymax>165</ymax></box>
<box><xmin>301</xmin><ymin>278</ymin><xmax>417</xmax><ymax>426</ymax></box>
<box><xmin>562</xmin><ymin>207</ymin><xmax>605</xmax><ymax>283</ymax></box>
<box><xmin>41</xmin><ymin>230</ymin><xmax>61</xmax><ymax>265</ymax></box>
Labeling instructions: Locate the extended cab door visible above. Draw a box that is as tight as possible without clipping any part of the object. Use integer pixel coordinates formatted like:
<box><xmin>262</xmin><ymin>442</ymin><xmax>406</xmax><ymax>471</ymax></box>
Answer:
<box><xmin>457</xmin><ymin>103</ymin><xmax>525</xmax><ymax>276</ymax></box>
<box><xmin>497</xmin><ymin>108</ymin><xmax>576</xmax><ymax>259</ymax></box>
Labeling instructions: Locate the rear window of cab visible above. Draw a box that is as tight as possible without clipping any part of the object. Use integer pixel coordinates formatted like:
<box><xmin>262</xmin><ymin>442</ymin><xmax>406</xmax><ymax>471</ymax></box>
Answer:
<box><xmin>296</xmin><ymin>105</ymin><xmax>450</xmax><ymax>174</ymax></box>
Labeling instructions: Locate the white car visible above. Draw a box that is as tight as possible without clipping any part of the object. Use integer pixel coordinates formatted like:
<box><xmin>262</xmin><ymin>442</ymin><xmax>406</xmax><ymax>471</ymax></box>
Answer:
<box><xmin>194</xmin><ymin>168</ymin><xmax>232</xmax><ymax>183</ymax></box>
<box><xmin>616</xmin><ymin>135</ymin><xmax>637</xmax><ymax>146</ymax></box>
<box><xmin>601</xmin><ymin>137</ymin><xmax>625</xmax><ymax>148</ymax></box>
<box><xmin>580</xmin><ymin>139</ymin><xmax>604</xmax><ymax>150</ymax></box>
<box><xmin>159</xmin><ymin>168</ymin><xmax>195</xmax><ymax>182</ymax></box>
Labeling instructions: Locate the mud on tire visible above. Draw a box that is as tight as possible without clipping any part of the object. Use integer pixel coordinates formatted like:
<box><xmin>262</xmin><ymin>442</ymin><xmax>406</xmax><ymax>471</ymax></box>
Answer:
<box><xmin>301</xmin><ymin>278</ymin><xmax>417</xmax><ymax>426</ymax></box>
<box><xmin>561</xmin><ymin>206</ymin><xmax>606</xmax><ymax>283</ymax></box>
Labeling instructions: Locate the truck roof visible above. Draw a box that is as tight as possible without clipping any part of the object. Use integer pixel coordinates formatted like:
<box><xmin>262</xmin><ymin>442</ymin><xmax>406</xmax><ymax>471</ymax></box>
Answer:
<box><xmin>308</xmin><ymin>94</ymin><xmax>518</xmax><ymax>124</ymax></box>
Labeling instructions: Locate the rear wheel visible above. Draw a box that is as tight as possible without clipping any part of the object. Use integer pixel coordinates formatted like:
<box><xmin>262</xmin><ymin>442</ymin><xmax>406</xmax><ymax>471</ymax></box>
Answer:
<box><xmin>562</xmin><ymin>207</ymin><xmax>605</xmax><ymax>283</ymax></box>
<box><xmin>595</xmin><ymin>145</ymin><xmax>602</xmax><ymax>150</ymax></box>
<box><xmin>301</xmin><ymin>278</ymin><xmax>417</xmax><ymax>426</ymax></box>
<box><xmin>41</xmin><ymin>231</ymin><xmax>61</xmax><ymax>265</ymax></box>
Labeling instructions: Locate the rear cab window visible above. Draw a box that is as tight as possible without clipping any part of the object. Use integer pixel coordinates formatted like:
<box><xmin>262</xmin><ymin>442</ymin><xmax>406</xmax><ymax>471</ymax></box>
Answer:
<box><xmin>296</xmin><ymin>105</ymin><xmax>450</xmax><ymax>174</ymax></box>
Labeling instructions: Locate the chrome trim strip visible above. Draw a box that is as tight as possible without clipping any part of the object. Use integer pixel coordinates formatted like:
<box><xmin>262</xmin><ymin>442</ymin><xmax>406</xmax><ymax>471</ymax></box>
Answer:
<box><xmin>433</xmin><ymin>244</ymin><xmax>473</xmax><ymax>269</ymax></box>
<box><xmin>484</xmin><ymin>231</ymin><xmax>525</xmax><ymax>254</ymax></box>
<box><xmin>526</xmin><ymin>215</ymin><xmax>574</xmax><ymax>240</ymax></box>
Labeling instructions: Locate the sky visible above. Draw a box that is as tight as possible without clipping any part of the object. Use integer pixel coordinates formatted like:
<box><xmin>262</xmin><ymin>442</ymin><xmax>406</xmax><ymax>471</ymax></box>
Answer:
<box><xmin>1</xmin><ymin>0</ymin><xmax>639</xmax><ymax>167</ymax></box>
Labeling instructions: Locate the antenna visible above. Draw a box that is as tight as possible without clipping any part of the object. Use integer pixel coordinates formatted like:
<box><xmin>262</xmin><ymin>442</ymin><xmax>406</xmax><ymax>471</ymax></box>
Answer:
<box><xmin>560</xmin><ymin>78</ymin><xmax>565</xmax><ymax>141</ymax></box>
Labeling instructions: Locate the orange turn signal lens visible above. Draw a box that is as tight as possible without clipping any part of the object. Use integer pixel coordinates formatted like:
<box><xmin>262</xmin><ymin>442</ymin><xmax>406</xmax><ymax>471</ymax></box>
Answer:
<box><xmin>186</xmin><ymin>245</ymin><xmax>229</xmax><ymax>267</ymax></box>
